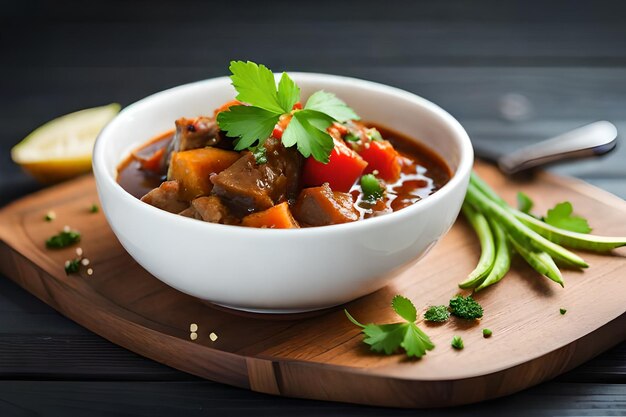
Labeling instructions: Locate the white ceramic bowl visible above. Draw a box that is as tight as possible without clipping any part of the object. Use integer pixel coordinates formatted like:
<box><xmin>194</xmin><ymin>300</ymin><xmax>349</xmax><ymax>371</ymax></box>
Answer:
<box><xmin>93</xmin><ymin>73</ymin><xmax>473</xmax><ymax>313</ymax></box>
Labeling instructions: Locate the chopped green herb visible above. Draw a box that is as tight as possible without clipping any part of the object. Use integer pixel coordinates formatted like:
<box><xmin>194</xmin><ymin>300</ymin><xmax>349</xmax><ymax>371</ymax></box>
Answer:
<box><xmin>344</xmin><ymin>132</ymin><xmax>360</xmax><ymax>142</ymax></box>
<box><xmin>482</xmin><ymin>328</ymin><xmax>493</xmax><ymax>338</ymax></box>
<box><xmin>64</xmin><ymin>258</ymin><xmax>81</xmax><ymax>275</ymax></box>
<box><xmin>250</xmin><ymin>145</ymin><xmax>267</xmax><ymax>164</ymax></box>
<box><xmin>89</xmin><ymin>204</ymin><xmax>99</xmax><ymax>213</ymax></box>
<box><xmin>517</xmin><ymin>192</ymin><xmax>533</xmax><ymax>214</ymax></box>
<box><xmin>361</xmin><ymin>174</ymin><xmax>384</xmax><ymax>202</ymax></box>
<box><xmin>46</xmin><ymin>230</ymin><xmax>81</xmax><ymax>249</ymax></box>
<box><xmin>217</xmin><ymin>61</ymin><xmax>359</xmax><ymax>163</ymax></box>
<box><xmin>451</xmin><ymin>336</ymin><xmax>464</xmax><ymax>350</ymax></box>
<box><xmin>423</xmin><ymin>305</ymin><xmax>450</xmax><ymax>323</ymax></box>
<box><xmin>345</xmin><ymin>295</ymin><xmax>435</xmax><ymax>359</ymax></box>
<box><xmin>560</xmin><ymin>308</ymin><xmax>567</xmax><ymax>315</ymax></box>
<box><xmin>366</xmin><ymin>128</ymin><xmax>383</xmax><ymax>142</ymax></box>
<box><xmin>449</xmin><ymin>295</ymin><xmax>484</xmax><ymax>320</ymax></box>
<box><xmin>545</xmin><ymin>202</ymin><xmax>591</xmax><ymax>234</ymax></box>
<box><xmin>44</xmin><ymin>211</ymin><xmax>56</xmax><ymax>222</ymax></box>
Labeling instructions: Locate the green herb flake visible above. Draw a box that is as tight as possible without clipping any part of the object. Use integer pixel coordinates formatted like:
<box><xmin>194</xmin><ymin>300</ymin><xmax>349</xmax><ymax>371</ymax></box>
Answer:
<box><xmin>44</xmin><ymin>211</ymin><xmax>56</xmax><ymax>222</ymax></box>
<box><xmin>449</xmin><ymin>295</ymin><xmax>484</xmax><ymax>320</ymax></box>
<box><xmin>46</xmin><ymin>230</ymin><xmax>81</xmax><ymax>249</ymax></box>
<box><xmin>361</xmin><ymin>174</ymin><xmax>384</xmax><ymax>202</ymax></box>
<box><xmin>482</xmin><ymin>328</ymin><xmax>493</xmax><ymax>338</ymax></box>
<box><xmin>560</xmin><ymin>308</ymin><xmax>567</xmax><ymax>315</ymax></box>
<box><xmin>424</xmin><ymin>305</ymin><xmax>450</xmax><ymax>323</ymax></box>
<box><xmin>451</xmin><ymin>336</ymin><xmax>464</xmax><ymax>350</ymax></box>
<box><xmin>517</xmin><ymin>192</ymin><xmax>534</xmax><ymax>214</ymax></box>
<box><xmin>544</xmin><ymin>202</ymin><xmax>592</xmax><ymax>234</ymax></box>
<box><xmin>345</xmin><ymin>132</ymin><xmax>360</xmax><ymax>142</ymax></box>
<box><xmin>345</xmin><ymin>295</ymin><xmax>435</xmax><ymax>359</ymax></box>
<box><xmin>250</xmin><ymin>145</ymin><xmax>268</xmax><ymax>165</ymax></box>
<box><xmin>366</xmin><ymin>128</ymin><xmax>383</xmax><ymax>142</ymax></box>
<box><xmin>217</xmin><ymin>61</ymin><xmax>359</xmax><ymax>163</ymax></box>
<box><xmin>89</xmin><ymin>204</ymin><xmax>99</xmax><ymax>213</ymax></box>
<box><xmin>64</xmin><ymin>258</ymin><xmax>81</xmax><ymax>275</ymax></box>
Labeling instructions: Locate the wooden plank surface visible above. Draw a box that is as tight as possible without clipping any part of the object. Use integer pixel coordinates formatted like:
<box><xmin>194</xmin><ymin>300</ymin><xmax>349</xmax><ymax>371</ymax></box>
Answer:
<box><xmin>0</xmin><ymin>164</ymin><xmax>624</xmax><ymax>408</ymax></box>
<box><xmin>1</xmin><ymin>0</ymin><xmax>625</xmax><ymax>414</ymax></box>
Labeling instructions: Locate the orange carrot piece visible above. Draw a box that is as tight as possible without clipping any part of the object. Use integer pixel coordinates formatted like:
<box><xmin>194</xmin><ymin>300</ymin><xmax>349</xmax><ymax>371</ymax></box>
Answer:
<box><xmin>241</xmin><ymin>202</ymin><xmax>300</xmax><ymax>229</ymax></box>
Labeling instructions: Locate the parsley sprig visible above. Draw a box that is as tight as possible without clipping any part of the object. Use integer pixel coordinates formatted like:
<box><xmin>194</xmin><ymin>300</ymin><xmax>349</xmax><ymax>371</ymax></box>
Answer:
<box><xmin>217</xmin><ymin>61</ymin><xmax>359</xmax><ymax>163</ymax></box>
<box><xmin>345</xmin><ymin>295</ymin><xmax>435</xmax><ymax>358</ymax></box>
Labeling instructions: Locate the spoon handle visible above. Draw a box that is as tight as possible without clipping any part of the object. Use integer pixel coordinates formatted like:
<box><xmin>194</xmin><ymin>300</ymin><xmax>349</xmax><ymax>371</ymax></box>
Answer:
<box><xmin>497</xmin><ymin>121</ymin><xmax>618</xmax><ymax>175</ymax></box>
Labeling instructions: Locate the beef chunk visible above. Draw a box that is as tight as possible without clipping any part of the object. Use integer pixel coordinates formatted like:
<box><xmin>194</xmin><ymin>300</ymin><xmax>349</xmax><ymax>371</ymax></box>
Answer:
<box><xmin>264</xmin><ymin>137</ymin><xmax>304</xmax><ymax>200</ymax></box>
<box><xmin>292</xmin><ymin>183</ymin><xmax>359</xmax><ymax>226</ymax></box>
<box><xmin>191</xmin><ymin>196</ymin><xmax>231</xmax><ymax>223</ymax></box>
<box><xmin>178</xmin><ymin>196</ymin><xmax>238</xmax><ymax>225</ymax></box>
<box><xmin>140</xmin><ymin>181</ymin><xmax>189</xmax><ymax>213</ymax></box>
<box><xmin>172</xmin><ymin>117</ymin><xmax>221</xmax><ymax>152</ymax></box>
<box><xmin>210</xmin><ymin>137</ymin><xmax>303</xmax><ymax>216</ymax></box>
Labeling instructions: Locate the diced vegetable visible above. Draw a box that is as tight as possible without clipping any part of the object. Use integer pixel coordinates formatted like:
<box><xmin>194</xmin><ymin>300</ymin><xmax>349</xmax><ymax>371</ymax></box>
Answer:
<box><xmin>168</xmin><ymin>148</ymin><xmax>240</xmax><ymax>201</ymax></box>
<box><xmin>302</xmin><ymin>139</ymin><xmax>367</xmax><ymax>192</ymax></box>
<box><xmin>357</xmin><ymin>140</ymin><xmax>401</xmax><ymax>182</ymax></box>
<box><xmin>292</xmin><ymin>184</ymin><xmax>359</xmax><ymax>226</ymax></box>
<box><xmin>241</xmin><ymin>202</ymin><xmax>300</xmax><ymax>229</ymax></box>
<box><xmin>139</xmin><ymin>147</ymin><xmax>165</xmax><ymax>173</ymax></box>
<box><xmin>360</xmin><ymin>174</ymin><xmax>384</xmax><ymax>201</ymax></box>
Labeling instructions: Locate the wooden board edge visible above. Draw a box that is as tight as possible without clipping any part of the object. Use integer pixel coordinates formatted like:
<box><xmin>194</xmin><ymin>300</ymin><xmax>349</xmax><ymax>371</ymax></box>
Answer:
<box><xmin>259</xmin><ymin>313</ymin><xmax>625</xmax><ymax>407</ymax></box>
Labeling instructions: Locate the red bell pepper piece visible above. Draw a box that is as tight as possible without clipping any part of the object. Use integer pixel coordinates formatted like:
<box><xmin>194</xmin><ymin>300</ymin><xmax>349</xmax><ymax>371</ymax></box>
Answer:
<box><xmin>302</xmin><ymin>139</ymin><xmax>368</xmax><ymax>192</ymax></box>
<box><xmin>358</xmin><ymin>140</ymin><xmax>401</xmax><ymax>182</ymax></box>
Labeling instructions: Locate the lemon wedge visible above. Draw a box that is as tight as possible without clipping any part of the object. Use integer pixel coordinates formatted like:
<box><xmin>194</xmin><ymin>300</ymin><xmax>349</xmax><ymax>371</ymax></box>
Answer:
<box><xmin>11</xmin><ymin>103</ymin><xmax>121</xmax><ymax>183</ymax></box>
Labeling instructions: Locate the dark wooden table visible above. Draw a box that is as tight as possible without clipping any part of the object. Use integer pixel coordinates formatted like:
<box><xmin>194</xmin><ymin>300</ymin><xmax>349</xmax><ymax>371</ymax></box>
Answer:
<box><xmin>1</xmin><ymin>1</ymin><xmax>624</xmax><ymax>415</ymax></box>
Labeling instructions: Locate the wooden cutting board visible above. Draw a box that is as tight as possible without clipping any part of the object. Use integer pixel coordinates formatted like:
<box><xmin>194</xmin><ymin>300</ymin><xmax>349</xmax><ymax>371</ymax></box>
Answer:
<box><xmin>0</xmin><ymin>163</ymin><xmax>624</xmax><ymax>408</ymax></box>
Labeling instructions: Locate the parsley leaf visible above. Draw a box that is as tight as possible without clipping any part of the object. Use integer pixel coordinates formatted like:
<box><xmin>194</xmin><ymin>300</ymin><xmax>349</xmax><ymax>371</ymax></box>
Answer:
<box><xmin>363</xmin><ymin>323</ymin><xmax>409</xmax><ymax>355</ymax></box>
<box><xmin>402</xmin><ymin>323</ymin><xmax>435</xmax><ymax>357</ymax></box>
<box><xmin>304</xmin><ymin>90</ymin><xmax>360</xmax><ymax>122</ymax></box>
<box><xmin>218</xmin><ymin>61</ymin><xmax>360</xmax><ymax>163</ymax></box>
<box><xmin>544</xmin><ymin>202</ymin><xmax>592</xmax><ymax>233</ymax></box>
<box><xmin>228</xmin><ymin>61</ymin><xmax>284</xmax><ymax>113</ymax></box>
<box><xmin>277</xmin><ymin>72</ymin><xmax>300</xmax><ymax>113</ymax></box>
<box><xmin>517</xmin><ymin>191</ymin><xmax>534</xmax><ymax>214</ymax></box>
<box><xmin>345</xmin><ymin>295</ymin><xmax>435</xmax><ymax>359</ymax></box>
<box><xmin>392</xmin><ymin>295</ymin><xmax>417</xmax><ymax>322</ymax></box>
<box><xmin>217</xmin><ymin>106</ymin><xmax>280</xmax><ymax>150</ymax></box>
<box><xmin>282</xmin><ymin>111</ymin><xmax>334</xmax><ymax>163</ymax></box>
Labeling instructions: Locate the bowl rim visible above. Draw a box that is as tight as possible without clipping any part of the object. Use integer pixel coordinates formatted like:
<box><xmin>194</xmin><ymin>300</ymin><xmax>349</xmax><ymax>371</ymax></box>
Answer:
<box><xmin>93</xmin><ymin>72</ymin><xmax>473</xmax><ymax>237</ymax></box>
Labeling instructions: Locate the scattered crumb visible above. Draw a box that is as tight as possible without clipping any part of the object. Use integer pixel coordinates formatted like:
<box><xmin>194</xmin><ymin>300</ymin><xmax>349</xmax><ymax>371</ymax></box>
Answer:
<box><xmin>76</xmin><ymin>247</ymin><xmax>83</xmax><ymax>257</ymax></box>
<box><xmin>189</xmin><ymin>323</ymin><xmax>198</xmax><ymax>332</ymax></box>
<box><xmin>81</xmin><ymin>258</ymin><xmax>90</xmax><ymax>266</ymax></box>
<box><xmin>209</xmin><ymin>332</ymin><xmax>218</xmax><ymax>342</ymax></box>
<box><xmin>190</xmin><ymin>332</ymin><xmax>198</xmax><ymax>341</ymax></box>
<box><xmin>44</xmin><ymin>211</ymin><xmax>56</xmax><ymax>221</ymax></box>
<box><xmin>63</xmin><ymin>225</ymin><xmax>70</xmax><ymax>232</ymax></box>
<box><xmin>64</xmin><ymin>260</ymin><xmax>71</xmax><ymax>268</ymax></box>
<box><xmin>87</xmin><ymin>268</ymin><xmax>93</xmax><ymax>276</ymax></box>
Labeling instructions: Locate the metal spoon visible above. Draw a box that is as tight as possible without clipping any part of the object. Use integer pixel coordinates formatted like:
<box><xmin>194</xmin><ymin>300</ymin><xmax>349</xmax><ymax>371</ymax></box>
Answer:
<box><xmin>473</xmin><ymin>121</ymin><xmax>618</xmax><ymax>175</ymax></box>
